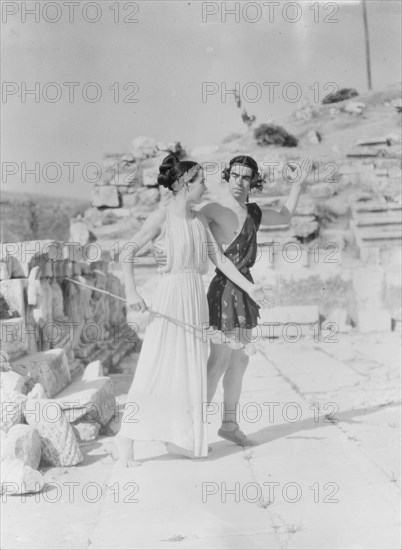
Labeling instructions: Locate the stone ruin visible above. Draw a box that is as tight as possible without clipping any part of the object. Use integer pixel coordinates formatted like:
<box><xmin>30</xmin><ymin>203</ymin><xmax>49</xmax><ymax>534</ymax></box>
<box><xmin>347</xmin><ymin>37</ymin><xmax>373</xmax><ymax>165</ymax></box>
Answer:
<box><xmin>0</xmin><ymin>234</ymin><xmax>139</xmax><ymax>492</ymax></box>
<box><xmin>1</xmin><ymin>124</ymin><xmax>401</xmax><ymax>492</ymax></box>
<box><xmin>0</xmin><ymin>137</ymin><xmax>186</xmax><ymax>494</ymax></box>
<box><xmin>252</xmin><ymin>136</ymin><xmax>402</xmax><ymax>337</ymax></box>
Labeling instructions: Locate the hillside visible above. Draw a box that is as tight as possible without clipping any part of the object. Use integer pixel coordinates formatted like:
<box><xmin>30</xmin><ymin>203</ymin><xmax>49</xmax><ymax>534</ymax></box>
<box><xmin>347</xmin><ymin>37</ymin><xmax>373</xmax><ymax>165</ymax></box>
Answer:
<box><xmin>0</xmin><ymin>192</ymin><xmax>90</xmax><ymax>242</ymax></box>
<box><xmin>191</xmin><ymin>82</ymin><xmax>401</xmax><ymax>193</ymax></box>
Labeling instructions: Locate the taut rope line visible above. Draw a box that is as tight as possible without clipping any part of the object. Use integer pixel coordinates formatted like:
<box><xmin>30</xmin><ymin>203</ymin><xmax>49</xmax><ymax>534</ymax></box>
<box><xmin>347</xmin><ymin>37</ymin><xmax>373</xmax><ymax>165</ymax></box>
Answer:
<box><xmin>65</xmin><ymin>277</ymin><xmax>256</xmax><ymax>355</ymax></box>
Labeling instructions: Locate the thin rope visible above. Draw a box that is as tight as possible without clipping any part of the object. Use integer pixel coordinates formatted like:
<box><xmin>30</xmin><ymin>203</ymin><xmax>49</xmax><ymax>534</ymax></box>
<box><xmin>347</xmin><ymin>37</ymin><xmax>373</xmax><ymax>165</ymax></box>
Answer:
<box><xmin>65</xmin><ymin>276</ymin><xmax>256</xmax><ymax>355</ymax></box>
<box><xmin>65</xmin><ymin>277</ymin><xmax>201</xmax><ymax>331</ymax></box>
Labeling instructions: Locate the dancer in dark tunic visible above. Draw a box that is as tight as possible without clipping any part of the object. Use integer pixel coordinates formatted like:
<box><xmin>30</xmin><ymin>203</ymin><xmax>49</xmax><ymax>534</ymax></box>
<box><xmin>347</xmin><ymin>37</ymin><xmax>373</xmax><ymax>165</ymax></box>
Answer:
<box><xmin>208</xmin><ymin>202</ymin><xmax>262</xmax><ymax>332</ymax></box>
<box><xmin>201</xmin><ymin>156</ymin><xmax>311</xmax><ymax>446</ymax></box>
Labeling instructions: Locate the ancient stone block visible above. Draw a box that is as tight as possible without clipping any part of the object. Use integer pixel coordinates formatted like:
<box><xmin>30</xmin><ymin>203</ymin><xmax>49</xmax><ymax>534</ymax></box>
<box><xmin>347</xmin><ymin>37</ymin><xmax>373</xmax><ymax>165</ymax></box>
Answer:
<box><xmin>0</xmin><ymin>257</ymin><xmax>12</xmax><ymax>280</ymax></box>
<box><xmin>0</xmin><ymin>389</ymin><xmax>27</xmax><ymax>433</ymax></box>
<box><xmin>50</xmin><ymin>280</ymin><xmax>65</xmax><ymax>321</ymax></box>
<box><xmin>110</xmin><ymin>166</ymin><xmax>140</xmax><ymax>186</ymax></box>
<box><xmin>142</xmin><ymin>166</ymin><xmax>159</xmax><ymax>188</ymax></box>
<box><xmin>1</xmin><ymin>241</ymin><xmax>62</xmax><ymax>278</ymax></box>
<box><xmin>63</xmin><ymin>242</ymin><xmax>85</xmax><ymax>263</ymax></box>
<box><xmin>54</xmin><ymin>376</ymin><xmax>116</xmax><ymax>426</ymax></box>
<box><xmin>91</xmin><ymin>186</ymin><xmax>120</xmax><ymax>208</ymax></box>
<box><xmin>1</xmin><ymin>424</ymin><xmax>41</xmax><ymax>469</ymax></box>
<box><xmin>12</xmin><ymin>349</ymin><xmax>71</xmax><ymax>399</ymax></box>
<box><xmin>53</xmin><ymin>259</ymin><xmax>72</xmax><ymax>279</ymax></box>
<box><xmin>26</xmin><ymin>383</ymin><xmax>47</xmax><ymax>400</ymax></box>
<box><xmin>117</xmin><ymin>185</ymin><xmax>130</xmax><ymax>194</ymax></box>
<box><xmin>72</xmin><ymin>421</ymin><xmax>100</xmax><ymax>442</ymax></box>
<box><xmin>74</xmin><ymin>342</ymin><xmax>99</xmax><ymax>359</ymax></box>
<box><xmin>82</xmin><ymin>360</ymin><xmax>104</xmax><ymax>381</ymax></box>
<box><xmin>122</xmin><ymin>194</ymin><xmax>139</xmax><ymax>208</ymax></box>
<box><xmin>310</xmin><ymin>183</ymin><xmax>334</xmax><ymax>199</ymax></box>
<box><xmin>24</xmin><ymin>399</ymin><xmax>83</xmax><ymax>467</ymax></box>
<box><xmin>0</xmin><ymin>318</ymin><xmax>30</xmax><ymax>360</ymax></box>
<box><xmin>357</xmin><ymin>309</ymin><xmax>391</xmax><ymax>332</ymax></box>
<box><xmin>131</xmin><ymin>136</ymin><xmax>158</xmax><ymax>160</ymax></box>
<box><xmin>0</xmin><ymin>458</ymin><xmax>44</xmax><ymax>494</ymax></box>
<box><xmin>352</xmin><ymin>265</ymin><xmax>385</xmax><ymax>310</ymax></box>
<box><xmin>29</xmin><ymin>278</ymin><xmax>53</xmax><ymax>323</ymax></box>
<box><xmin>0</xmin><ymin>370</ymin><xmax>27</xmax><ymax>394</ymax></box>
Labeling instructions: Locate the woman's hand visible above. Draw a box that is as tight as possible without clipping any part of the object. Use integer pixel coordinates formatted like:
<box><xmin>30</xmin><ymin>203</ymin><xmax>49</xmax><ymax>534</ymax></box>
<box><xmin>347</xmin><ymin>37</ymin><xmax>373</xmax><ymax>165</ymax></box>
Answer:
<box><xmin>153</xmin><ymin>247</ymin><xmax>167</xmax><ymax>267</ymax></box>
<box><xmin>126</xmin><ymin>291</ymin><xmax>147</xmax><ymax>313</ymax></box>
<box><xmin>248</xmin><ymin>284</ymin><xmax>275</xmax><ymax>309</ymax></box>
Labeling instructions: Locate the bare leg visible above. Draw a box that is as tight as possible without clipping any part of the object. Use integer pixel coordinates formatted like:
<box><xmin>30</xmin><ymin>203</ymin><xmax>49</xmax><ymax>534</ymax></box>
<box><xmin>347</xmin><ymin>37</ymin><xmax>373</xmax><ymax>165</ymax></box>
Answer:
<box><xmin>207</xmin><ymin>342</ymin><xmax>232</xmax><ymax>403</ymax></box>
<box><xmin>221</xmin><ymin>349</ymin><xmax>249</xmax><ymax>424</ymax></box>
<box><xmin>219</xmin><ymin>329</ymin><xmax>256</xmax><ymax>446</ymax></box>
<box><xmin>116</xmin><ymin>435</ymin><xmax>141</xmax><ymax>467</ymax></box>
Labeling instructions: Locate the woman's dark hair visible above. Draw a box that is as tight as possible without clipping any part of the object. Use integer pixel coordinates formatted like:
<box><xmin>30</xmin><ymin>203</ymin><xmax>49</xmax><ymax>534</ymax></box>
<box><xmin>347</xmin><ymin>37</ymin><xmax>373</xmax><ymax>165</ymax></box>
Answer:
<box><xmin>222</xmin><ymin>155</ymin><xmax>265</xmax><ymax>191</ymax></box>
<box><xmin>157</xmin><ymin>154</ymin><xmax>200</xmax><ymax>191</ymax></box>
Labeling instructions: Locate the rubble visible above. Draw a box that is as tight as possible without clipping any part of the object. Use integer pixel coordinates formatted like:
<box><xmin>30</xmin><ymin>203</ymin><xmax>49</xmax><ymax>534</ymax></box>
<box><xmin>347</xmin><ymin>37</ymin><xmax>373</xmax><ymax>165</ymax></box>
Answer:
<box><xmin>13</xmin><ymin>349</ymin><xmax>71</xmax><ymax>399</ymax></box>
<box><xmin>0</xmin><ymin>458</ymin><xmax>45</xmax><ymax>495</ymax></box>
<box><xmin>306</xmin><ymin>130</ymin><xmax>322</xmax><ymax>145</ymax></box>
<box><xmin>342</xmin><ymin>101</ymin><xmax>365</xmax><ymax>115</ymax></box>
<box><xmin>72</xmin><ymin>421</ymin><xmax>100</xmax><ymax>442</ymax></box>
<box><xmin>322</xmin><ymin>88</ymin><xmax>358</xmax><ymax>104</ymax></box>
<box><xmin>131</xmin><ymin>136</ymin><xmax>158</xmax><ymax>160</ymax></box>
<box><xmin>0</xmin><ymin>370</ymin><xmax>27</xmax><ymax>394</ymax></box>
<box><xmin>1</xmin><ymin>424</ymin><xmax>42</xmax><ymax>469</ymax></box>
<box><xmin>82</xmin><ymin>360</ymin><xmax>104</xmax><ymax>381</ymax></box>
<box><xmin>54</xmin><ymin>375</ymin><xmax>116</xmax><ymax>426</ymax></box>
<box><xmin>25</xmin><ymin>399</ymin><xmax>83</xmax><ymax>467</ymax></box>
<box><xmin>0</xmin><ymin>389</ymin><xmax>27</xmax><ymax>433</ymax></box>
<box><xmin>91</xmin><ymin>186</ymin><xmax>120</xmax><ymax>208</ymax></box>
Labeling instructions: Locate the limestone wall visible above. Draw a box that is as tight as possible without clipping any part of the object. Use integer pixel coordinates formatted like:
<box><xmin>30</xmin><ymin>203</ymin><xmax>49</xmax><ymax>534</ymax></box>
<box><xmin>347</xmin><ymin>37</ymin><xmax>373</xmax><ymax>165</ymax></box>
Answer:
<box><xmin>0</xmin><ymin>239</ymin><xmax>137</xmax><ymax>373</ymax></box>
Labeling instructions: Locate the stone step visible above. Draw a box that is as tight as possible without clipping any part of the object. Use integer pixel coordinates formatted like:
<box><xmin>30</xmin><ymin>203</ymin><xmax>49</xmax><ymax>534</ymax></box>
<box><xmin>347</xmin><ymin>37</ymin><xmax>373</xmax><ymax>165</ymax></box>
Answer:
<box><xmin>0</xmin><ymin>318</ymin><xmax>30</xmax><ymax>361</ymax></box>
<box><xmin>352</xmin><ymin>202</ymin><xmax>402</xmax><ymax>214</ymax></box>
<box><xmin>258</xmin><ymin>305</ymin><xmax>320</xmax><ymax>339</ymax></box>
<box><xmin>353</xmin><ymin>213</ymin><xmax>401</xmax><ymax>226</ymax></box>
<box><xmin>53</xmin><ymin>375</ymin><xmax>116</xmax><ymax>426</ymax></box>
<box><xmin>12</xmin><ymin>349</ymin><xmax>71</xmax><ymax>398</ymax></box>
<box><xmin>355</xmin><ymin>227</ymin><xmax>402</xmax><ymax>241</ymax></box>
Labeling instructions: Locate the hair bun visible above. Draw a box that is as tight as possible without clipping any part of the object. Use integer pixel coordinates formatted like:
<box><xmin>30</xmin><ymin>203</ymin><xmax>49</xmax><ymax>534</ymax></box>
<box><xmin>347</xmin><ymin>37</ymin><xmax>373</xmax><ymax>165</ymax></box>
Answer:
<box><xmin>157</xmin><ymin>154</ymin><xmax>180</xmax><ymax>189</ymax></box>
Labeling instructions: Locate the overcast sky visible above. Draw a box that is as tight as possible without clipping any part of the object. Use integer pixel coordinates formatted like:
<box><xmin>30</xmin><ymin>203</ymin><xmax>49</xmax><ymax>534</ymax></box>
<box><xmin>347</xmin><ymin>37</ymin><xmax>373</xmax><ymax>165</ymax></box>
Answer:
<box><xmin>2</xmin><ymin>0</ymin><xmax>401</xmax><ymax>199</ymax></box>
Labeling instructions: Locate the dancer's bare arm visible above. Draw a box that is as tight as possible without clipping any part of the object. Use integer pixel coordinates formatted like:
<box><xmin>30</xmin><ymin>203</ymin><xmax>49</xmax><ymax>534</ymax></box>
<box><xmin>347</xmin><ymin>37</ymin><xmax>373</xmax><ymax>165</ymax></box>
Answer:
<box><xmin>122</xmin><ymin>209</ymin><xmax>166</xmax><ymax>312</ymax></box>
<box><xmin>199</xmin><ymin>216</ymin><xmax>272</xmax><ymax>309</ymax></box>
<box><xmin>260</xmin><ymin>158</ymin><xmax>312</xmax><ymax>226</ymax></box>
<box><xmin>154</xmin><ymin>203</ymin><xmax>221</xmax><ymax>266</ymax></box>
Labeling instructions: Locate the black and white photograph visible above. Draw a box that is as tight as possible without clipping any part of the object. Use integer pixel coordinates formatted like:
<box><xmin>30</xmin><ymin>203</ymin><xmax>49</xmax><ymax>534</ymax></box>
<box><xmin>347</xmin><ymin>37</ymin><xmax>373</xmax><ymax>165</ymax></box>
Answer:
<box><xmin>1</xmin><ymin>1</ymin><xmax>401</xmax><ymax>548</ymax></box>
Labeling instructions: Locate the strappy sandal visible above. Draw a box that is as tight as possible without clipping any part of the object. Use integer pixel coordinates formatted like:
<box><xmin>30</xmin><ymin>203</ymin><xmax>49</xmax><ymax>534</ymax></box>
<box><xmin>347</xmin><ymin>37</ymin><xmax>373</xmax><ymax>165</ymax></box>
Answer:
<box><xmin>218</xmin><ymin>422</ymin><xmax>256</xmax><ymax>447</ymax></box>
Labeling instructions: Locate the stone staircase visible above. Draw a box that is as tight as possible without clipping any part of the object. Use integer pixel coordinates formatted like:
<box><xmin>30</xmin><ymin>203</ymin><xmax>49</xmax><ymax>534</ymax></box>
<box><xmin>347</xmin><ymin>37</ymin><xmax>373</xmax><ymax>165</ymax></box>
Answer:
<box><xmin>350</xmin><ymin>201</ymin><xmax>402</xmax><ymax>254</ymax></box>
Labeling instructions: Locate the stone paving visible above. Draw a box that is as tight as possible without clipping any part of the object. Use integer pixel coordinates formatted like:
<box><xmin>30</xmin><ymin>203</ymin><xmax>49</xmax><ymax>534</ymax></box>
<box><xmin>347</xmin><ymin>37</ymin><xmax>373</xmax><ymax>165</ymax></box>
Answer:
<box><xmin>1</xmin><ymin>333</ymin><xmax>401</xmax><ymax>550</ymax></box>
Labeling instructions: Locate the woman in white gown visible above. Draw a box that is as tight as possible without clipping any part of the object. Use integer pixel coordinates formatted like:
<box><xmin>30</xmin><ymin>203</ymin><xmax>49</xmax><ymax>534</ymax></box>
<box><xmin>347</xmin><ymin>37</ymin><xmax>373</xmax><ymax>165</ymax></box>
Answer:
<box><xmin>117</xmin><ymin>154</ymin><xmax>269</xmax><ymax>466</ymax></box>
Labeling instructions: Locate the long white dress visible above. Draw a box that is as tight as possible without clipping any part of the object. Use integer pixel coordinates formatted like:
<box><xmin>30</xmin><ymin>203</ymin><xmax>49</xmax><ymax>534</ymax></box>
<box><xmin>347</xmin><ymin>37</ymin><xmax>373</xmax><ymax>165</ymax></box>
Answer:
<box><xmin>119</xmin><ymin>207</ymin><xmax>209</xmax><ymax>458</ymax></box>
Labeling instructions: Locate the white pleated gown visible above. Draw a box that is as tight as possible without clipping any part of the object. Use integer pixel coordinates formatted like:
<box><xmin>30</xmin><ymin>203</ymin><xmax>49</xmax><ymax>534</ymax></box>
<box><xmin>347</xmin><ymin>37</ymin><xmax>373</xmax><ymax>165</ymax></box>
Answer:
<box><xmin>119</xmin><ymin>208</ymin><xmax>209</xmax><ymax>457</ymax></box>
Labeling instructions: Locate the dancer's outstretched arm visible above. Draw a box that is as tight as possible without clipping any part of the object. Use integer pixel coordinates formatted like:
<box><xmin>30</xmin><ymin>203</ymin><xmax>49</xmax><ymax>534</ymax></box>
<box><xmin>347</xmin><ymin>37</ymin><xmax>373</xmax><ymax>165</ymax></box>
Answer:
<box><xmin>199</xmin><ymin>216</ymin><xmax>273</xmax><ymax>309</ymax></box>
<box><xmin>260</xmin><ymin>158</ymin><xmax>312</xmax><ymax>226</ymax></box>
<box><xmin>121</xmin><ymin>209</ymin><xmax>166</xmax><ymax>312</ymax></box>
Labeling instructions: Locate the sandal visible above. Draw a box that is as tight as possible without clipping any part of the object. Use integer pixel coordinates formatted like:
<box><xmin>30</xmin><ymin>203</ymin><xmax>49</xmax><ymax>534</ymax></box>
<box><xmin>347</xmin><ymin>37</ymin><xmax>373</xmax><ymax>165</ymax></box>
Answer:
<box><xmin>218</xmin><ymin>422</ymin><xmax>256</xmax><ymax>447</ymax></box>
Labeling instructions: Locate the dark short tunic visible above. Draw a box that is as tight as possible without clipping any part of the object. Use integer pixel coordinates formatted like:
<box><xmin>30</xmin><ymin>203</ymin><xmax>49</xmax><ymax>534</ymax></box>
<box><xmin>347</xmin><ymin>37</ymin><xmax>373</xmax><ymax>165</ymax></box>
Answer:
<box><xmin>207</xmin><ymin>202</ymin><xmax>262</xmax><ymax>331</ymax></box>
